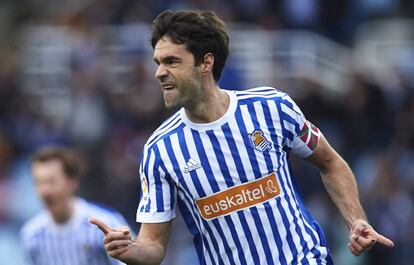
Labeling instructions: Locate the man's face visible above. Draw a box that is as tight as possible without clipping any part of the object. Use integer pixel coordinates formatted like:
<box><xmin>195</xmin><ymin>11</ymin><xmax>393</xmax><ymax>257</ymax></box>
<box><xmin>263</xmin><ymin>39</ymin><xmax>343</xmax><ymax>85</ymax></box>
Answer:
<box><xmin>153</xmin><ymin>37</ymin><xmax>202</xmax><ymax>109</ymax></box>
<box><xmin>32</xmin><ymin>159</ymin><xmax>76</xmax><ymax>218</ymax></box>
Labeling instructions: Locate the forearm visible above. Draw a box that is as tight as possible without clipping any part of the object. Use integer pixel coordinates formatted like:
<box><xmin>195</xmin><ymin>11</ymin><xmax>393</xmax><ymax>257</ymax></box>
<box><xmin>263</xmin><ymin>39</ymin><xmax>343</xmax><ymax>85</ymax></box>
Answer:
<box><xmin>320</xmin><ymin>156</ymin><xmax>367</xmax><ymax>228</ymax></box>
<box><xmin>123</xmin><ymin>236</ymin><xmax>166</xmax><ymax>265</ymax></box>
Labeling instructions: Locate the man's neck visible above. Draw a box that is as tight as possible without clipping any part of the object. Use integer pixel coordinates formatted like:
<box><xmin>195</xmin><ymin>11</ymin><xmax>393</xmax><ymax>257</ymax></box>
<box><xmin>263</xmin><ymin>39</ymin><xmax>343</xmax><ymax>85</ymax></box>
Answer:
<box><xmin>185</xmin><ymin>85</ymin><xmax>230</xmax><ymax>124</ymax></box>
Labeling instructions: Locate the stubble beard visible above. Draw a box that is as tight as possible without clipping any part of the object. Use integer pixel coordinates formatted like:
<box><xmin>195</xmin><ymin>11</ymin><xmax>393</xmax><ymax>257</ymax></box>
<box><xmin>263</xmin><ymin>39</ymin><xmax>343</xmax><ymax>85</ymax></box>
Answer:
<box><xmin>164</xmin><ymin>70</ymin><xmax>202</xmax><ymax>110</ymax></box>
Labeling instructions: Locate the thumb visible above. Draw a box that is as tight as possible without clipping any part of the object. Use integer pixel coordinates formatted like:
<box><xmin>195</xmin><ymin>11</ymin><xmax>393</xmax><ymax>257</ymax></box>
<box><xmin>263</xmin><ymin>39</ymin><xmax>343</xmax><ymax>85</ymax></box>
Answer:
<box><xmin>351</xmin><ymin>220</ymin><xmax>369</xmax><ymax>239</ymax></box>
<box><xmin>89</xmin><ymin>218</ymin><xmax>112</xmax><ymax>235</ymax></box>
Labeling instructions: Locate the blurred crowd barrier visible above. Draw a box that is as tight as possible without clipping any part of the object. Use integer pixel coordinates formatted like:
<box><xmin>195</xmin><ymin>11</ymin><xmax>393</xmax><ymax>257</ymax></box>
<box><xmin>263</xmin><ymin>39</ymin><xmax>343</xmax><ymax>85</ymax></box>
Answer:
<box><xmin>0</xmin><ymin>3</ymin><xmax>413</xmax><ymax>263</ymax></box>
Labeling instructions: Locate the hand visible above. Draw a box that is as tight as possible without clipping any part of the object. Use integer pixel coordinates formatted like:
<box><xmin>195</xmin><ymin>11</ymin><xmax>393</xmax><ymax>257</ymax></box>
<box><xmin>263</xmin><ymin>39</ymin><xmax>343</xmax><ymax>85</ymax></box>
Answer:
<box><xmin>348</xmin><ymin>219</ymin><xmax>394</xmax><ymax>256</ymax></box>
<box><xmin>89</xmin><ymin>218</ymin><xmax>132</xmax><ymax>260</ymax></box>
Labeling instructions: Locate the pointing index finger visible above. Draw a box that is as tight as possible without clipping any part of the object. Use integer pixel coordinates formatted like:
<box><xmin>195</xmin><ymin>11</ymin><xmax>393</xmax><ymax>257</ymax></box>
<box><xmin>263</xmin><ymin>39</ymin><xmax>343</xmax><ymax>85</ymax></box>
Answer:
<box><xmin>373</xmin><ymin>232</ymin><xmax>395</xmax><ymax>248</ymax></box>
<box><xmin>89</xmin><ymin>218</ymin><xmax>112</xmax><ymax>235</ymax></box>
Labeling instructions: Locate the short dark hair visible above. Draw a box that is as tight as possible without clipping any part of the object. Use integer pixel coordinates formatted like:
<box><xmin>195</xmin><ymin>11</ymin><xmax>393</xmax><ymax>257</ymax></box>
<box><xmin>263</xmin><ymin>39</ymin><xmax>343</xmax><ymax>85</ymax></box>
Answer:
<box><xmin>151</xmin><ymin>10</ymin><xmax>229</xmax><ymax>82</ymax></box>
<box><xmin>31</xmin><ymin>146</ymin><xmax>80</xmax><ymax>179</ymax></box>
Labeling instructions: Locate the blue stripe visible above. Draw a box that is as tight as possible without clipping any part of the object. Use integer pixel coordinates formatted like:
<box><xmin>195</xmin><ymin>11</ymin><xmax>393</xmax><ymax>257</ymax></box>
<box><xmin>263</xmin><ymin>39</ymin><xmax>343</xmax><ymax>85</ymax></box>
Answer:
<box><xmin>152</xmin><ymin>147</ymin><xmax>165</xmax><ymax>212</ymax></box>
<box><xmin>279</xmin><ymin>112</ymin><xmax>298</xmax><ymax>138</ymax></box>
<box><xmin>168</xmin><ymin>173</ymin><xmax>176</xmax><ymax>212</ymax></box>
<box><xmin>178</xmin><ymin>129</ymin><xmax>233</xmax><ymax>265</ymax></box>
<box><xmin>177</xmin><ymin>197</ymin><xmax>206</xmax><ymax>265</ymax></box>
<box><xmin>163</xmin><ymin>136</ymin><xmax>219</xmax><ymax>265</ymax></box>
<box><xmin>193</xmin><ymin>129</ymin><xmax>248</xmax><ymax>265</ymax></box>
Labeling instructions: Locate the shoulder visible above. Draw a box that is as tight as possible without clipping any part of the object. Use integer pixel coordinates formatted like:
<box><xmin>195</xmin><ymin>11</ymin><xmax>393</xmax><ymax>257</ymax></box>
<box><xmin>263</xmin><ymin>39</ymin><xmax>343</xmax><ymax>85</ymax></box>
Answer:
<box><xmin>235</xmin><ymin>87</ymin><xmax>302</xmax><ymax>114</ymax></box>
<box><xmin>20</xmin><ymin>212</ymin><xmax>49</xmax><ymax>241</ymax></box>
<box><xmin>79</xmin><ymin>199</ymin><xmax>127</xmax><ymax>227</ymax></box>
<box><xmin>234</xmin><ymin>86</ymin><xmax>287</xmax><ymax>101</ymax></box>
<box><xmin>144</xmin><ymin>110</ymin><xmax>185</xmax><ymax>152</ymax></box>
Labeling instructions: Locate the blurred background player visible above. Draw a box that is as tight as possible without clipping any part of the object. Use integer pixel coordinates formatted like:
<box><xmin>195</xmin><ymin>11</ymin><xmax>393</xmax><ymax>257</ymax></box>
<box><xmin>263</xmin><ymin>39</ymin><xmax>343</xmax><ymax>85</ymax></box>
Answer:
<box><xmin>20</xmin><ymin>146</ymin><xmax>129</xmax><ymax>265</ymax></box>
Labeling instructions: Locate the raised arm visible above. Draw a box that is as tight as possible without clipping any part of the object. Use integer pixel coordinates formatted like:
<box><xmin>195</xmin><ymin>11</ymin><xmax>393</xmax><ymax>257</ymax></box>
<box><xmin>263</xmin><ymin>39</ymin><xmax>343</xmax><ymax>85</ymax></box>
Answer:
<box><xmin>90</xmin><ymin>218</ymin><xmax>172</xmax><ymax>265</ymax></box>
<box><xmin>305</xmin><ymin>135</ymin><xmax>394</xmax><ymax>255</ymax></box>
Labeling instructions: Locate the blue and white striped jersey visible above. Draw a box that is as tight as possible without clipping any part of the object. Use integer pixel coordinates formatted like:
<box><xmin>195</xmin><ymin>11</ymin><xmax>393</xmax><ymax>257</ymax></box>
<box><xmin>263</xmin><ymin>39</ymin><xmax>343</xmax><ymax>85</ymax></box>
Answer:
<box><xmin>136</xmin><ymin>87</ymin><xmax>333</xmax><ymax>265</ymax></box>
<box><xmin>21</xmin><ymin>198</ymin><xmax>127</xmax><ymax>265</ymax></box>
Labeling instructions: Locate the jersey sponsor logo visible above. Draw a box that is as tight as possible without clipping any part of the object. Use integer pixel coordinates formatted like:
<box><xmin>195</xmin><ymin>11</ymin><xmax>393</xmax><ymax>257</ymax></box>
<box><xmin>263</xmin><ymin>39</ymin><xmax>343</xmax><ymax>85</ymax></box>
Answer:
<box><xmin>195</xmin><ymin>173</ymin><xmax>281</xmax><ymax>220</ymax></box>
<box><xmin>299</xmin><ymin>120</ymin><xmax>320</xmax><ymax>151</ymax></box>
<box><xmin>249</xmin><ymin>129</ymin><xmax>272</xmax><ymax>151</ymax></box>
<box><xmin>184</xmin><ymin>158</ymin><xmax>202</xmax><ymax>173</ymax></box>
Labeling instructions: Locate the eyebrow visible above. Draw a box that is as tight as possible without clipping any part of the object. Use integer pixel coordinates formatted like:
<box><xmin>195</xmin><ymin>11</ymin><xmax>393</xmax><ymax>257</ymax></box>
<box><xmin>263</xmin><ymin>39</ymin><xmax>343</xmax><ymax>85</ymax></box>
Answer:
<box><xmin>153</xmin><ymin>55</ymin><xmax>181</xmax><ymax>64</ymax></box>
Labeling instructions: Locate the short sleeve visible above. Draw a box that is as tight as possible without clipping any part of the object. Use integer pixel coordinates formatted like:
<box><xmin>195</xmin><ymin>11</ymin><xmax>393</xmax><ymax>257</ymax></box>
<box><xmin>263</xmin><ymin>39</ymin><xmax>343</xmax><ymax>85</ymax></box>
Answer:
<box><xmin>136</xmin><ymin>145</ymin><xmax>176</xmax><ymax>223</ymax></box>
<box><xmin>278</xmin><ymin>93</ymin><xmax>321</xmax><ymax>158</ymax></box>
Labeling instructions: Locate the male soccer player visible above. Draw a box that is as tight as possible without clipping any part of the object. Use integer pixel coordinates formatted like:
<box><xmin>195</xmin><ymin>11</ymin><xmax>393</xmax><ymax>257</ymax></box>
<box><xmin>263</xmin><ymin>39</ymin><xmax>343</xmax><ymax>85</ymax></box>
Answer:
<box><xmin>21</xmin><ymin>146</ymin><xmax>129</xmax><ymax>265</ymax></box>
<box><xmin>90</xmin><ymin>10</ymin><xmax>394</xmax><ymax>265</ymax></box>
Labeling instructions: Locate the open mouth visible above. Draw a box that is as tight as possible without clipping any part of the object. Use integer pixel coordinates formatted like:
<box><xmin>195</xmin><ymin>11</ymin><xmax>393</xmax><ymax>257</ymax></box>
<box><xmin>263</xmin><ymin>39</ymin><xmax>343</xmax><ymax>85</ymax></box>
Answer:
<box><xmin>161</xmin><ymin>83</ymin><xmax>175</xmax><ymax>91</ymax></box>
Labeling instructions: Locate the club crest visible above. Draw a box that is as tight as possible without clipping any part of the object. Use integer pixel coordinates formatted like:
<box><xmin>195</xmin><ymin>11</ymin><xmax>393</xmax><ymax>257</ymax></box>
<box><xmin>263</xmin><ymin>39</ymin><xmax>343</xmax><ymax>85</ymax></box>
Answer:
<box><xmin>249</xmin><ymin>129</ymin><xmax>272</xmax><ymax>151</ymax></box>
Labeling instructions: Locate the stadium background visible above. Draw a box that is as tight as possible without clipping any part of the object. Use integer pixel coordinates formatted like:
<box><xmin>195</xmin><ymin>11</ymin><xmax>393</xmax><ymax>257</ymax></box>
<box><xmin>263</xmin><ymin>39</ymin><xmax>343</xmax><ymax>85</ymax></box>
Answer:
<box><xmin>0</xmin><ymin>0</ymin><xmax>413</xmax><ymax>264</ymax></box>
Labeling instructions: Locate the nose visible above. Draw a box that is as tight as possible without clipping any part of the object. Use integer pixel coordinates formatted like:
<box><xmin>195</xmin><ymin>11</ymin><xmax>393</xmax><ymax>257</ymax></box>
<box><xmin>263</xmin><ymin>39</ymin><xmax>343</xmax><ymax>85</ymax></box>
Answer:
<box><xmin>155</xmin><ymin>65</ymin><xmax>168</xmax><ymax>81</ymax></box>
<box><xmin>37</xmin><ymin>182</ymin><xmax>53</xmax><ymax>198</ymax></box>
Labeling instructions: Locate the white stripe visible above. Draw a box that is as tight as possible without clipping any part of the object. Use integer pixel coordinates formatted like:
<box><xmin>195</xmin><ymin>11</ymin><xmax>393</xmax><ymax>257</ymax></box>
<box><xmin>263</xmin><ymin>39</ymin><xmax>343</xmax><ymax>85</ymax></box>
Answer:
<box><xmin>242</xmin><ymin>86</ymin><xmax>276</xmax><ymax>92</ymax></box>
<box><xmin>283</xmin><ymin>119</ymin><xmax>299</xmax><ymax>135</ymax></box>
<box><xmin>158</xmin><ymin>165</ymin><xmax>173</xmax><ymax>212</ymax></box>
<box><xmin>238</xmin><ymin>90</ymin><xmax>280</xmax><ymax>96</ymax></box>
<box><xmin>280</xmin><ymin>102</ymin><xmax>302</xmax><ymax>121</ymax></box>
<box><xmin>147</xmin><ymin>149</ymin><xmax>157</xmax><ymax>212</ymax></box>
<box><xmin>237</xmin><ymin>94</ymin><xmax>285</xmax><ymax>101</ymax></box>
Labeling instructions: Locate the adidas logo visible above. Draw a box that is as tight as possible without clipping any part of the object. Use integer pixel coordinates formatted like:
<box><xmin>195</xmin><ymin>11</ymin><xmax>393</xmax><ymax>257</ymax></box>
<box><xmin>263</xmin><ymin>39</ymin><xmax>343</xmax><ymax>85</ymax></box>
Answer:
<box><xmin>184</xmin><ymin>158</ymin><xmax>201</xmax><ymax>173</ymax></box>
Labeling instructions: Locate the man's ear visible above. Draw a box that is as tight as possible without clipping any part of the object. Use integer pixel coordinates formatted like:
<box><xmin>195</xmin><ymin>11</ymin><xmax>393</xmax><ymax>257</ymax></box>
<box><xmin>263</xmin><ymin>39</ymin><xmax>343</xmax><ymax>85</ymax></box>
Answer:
<box><xmin>200</xmin><ymin>53</ymin><xmax>214</xmax><ymax>76</ymax></box>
